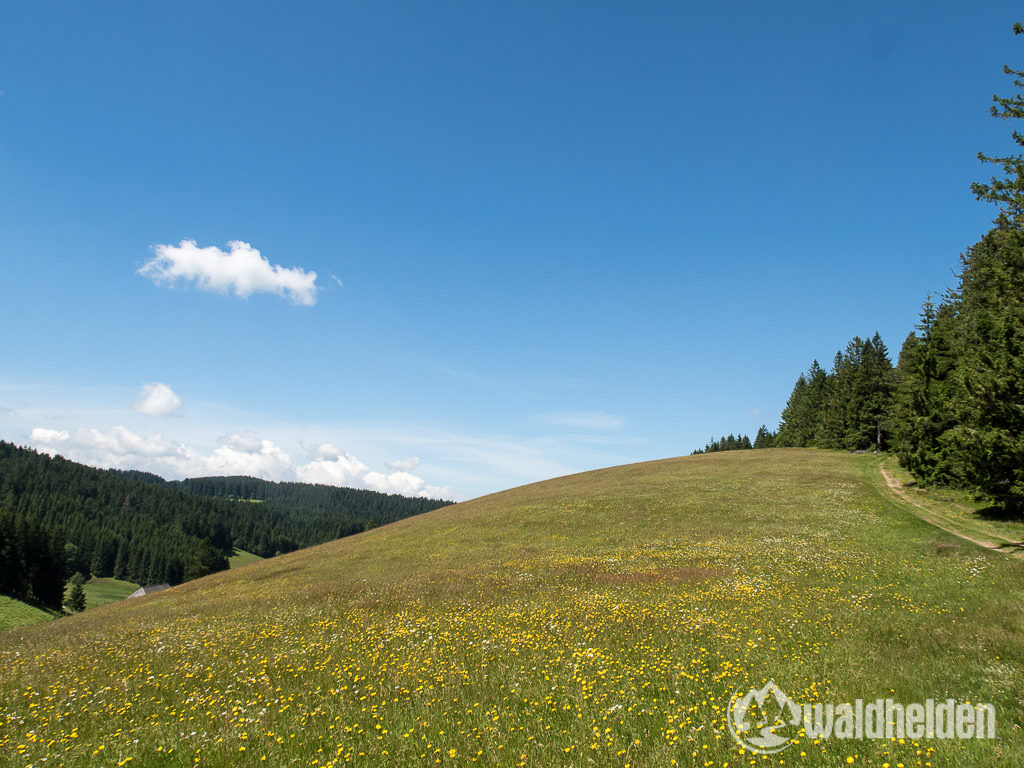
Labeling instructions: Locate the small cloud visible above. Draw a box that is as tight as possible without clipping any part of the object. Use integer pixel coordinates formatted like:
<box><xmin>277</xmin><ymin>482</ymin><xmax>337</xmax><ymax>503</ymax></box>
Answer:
<box><xmin>387</xmin><ymin>456</ymin><xmax>421</xmax><ymax>472</ymax></box>
<box><xmin>331</xmin><ymin>273</ymin><xmax>344</xmax><ymax>287</ymax></box>
<box><xmin>539</xmin><ymin>411</ymin><xmax>625</xmax><ymax>430</ymax></box>
<box><xmin>360</xmin><ymin>469</ymin><xmax>453</xmax><ymax>499</ymax></box>
<box><xmin>218</xmin><ymin>432</ymin><xmax>266</xmax><ymax>453</ymax></box>
<box><xmin>195</xmin><ymin>438</ymin><xmax>292</xmax><ymax>479</ymax></box>
<box><xmin>748</xmin><ymin>408</ymin><xmax>762</xmax><ymax>417</ymax></box>
<box><xmin>315</xmin><ymin>442</ymin><xmax>343</xmax><ymax>458</ymax></box>
<box><xmin>362</xmin><ymin>470</ymin><xmax>425</xmax><ymax>496</ymax></box>
<box><xmin>132</xmin><ymin>382</ymin><xmax>182</xmax><ymax>416</ymax></box>
<box><xmin>297</xmin><ymin>451</ymin><xmax>369</xmax><ymax>486</ymax></box>
<box><xmin>140</xmin><ymin>239</ymin><xmax>319</xmax><ymax>306</ymax></box>
<box><xmin>31</xmin><ymin>427</ymin><xmax>70</xmax><ymax>445</ymax></box>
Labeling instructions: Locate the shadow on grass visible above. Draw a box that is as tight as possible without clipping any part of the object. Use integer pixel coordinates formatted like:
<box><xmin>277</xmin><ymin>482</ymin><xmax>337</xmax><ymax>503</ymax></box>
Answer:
<box><xmin>975</xmin><ymin>503</ymin><xmax>1024</xmax><ymax>522</ymax></box>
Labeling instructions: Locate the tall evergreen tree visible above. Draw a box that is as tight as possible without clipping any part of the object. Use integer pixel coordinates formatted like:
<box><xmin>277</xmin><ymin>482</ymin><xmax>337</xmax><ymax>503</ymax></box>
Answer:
<box><xmin>753</xmin><ymin>425</ymin><xmax>774</xmax><ymax>449</ymax></box>
<box><xmin>944</xmin><ymin>228</ymin><xmax>1024</xmax><ymax>512</ymax></box>
<box><xmin>67</xmin><ymin>572</ymin><xmax>86</xmax><ymax>613</ymax></box>
<box><xmin>856</xmin><ymin>333</ymin><xmax>896</xmax><ymax>451</ymax></box>
<box><xmin>892</xmin><ymin>298</ymin><xmax>963</xmax><ymax>484</ymax></box>
<box><xmin>775</xmin><ymin>374</ymin><xmax>808</xmax><ymax>447</ymax></box>
<box><xmin>775</xmin><ymin>361</ymin><xmax>828</xmax><ymax>447</ymax></box>
<box><xmin>819</xmin><ymin>346</ymin><xmax>859</xmax><ymax>449</ymax></box>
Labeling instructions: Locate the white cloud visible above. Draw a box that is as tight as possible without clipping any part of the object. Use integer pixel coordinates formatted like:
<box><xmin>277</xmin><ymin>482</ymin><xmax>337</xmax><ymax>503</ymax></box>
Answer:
<box><xmin>361</xmin><ymin>469</ymin><xmax>453</xmax><ymax>499</ymax></box>
<box><xmin>362</xmin><ymin>470</ymin><xmax>423</xmax><ymax>495</ymax></box>
<box><xmin>387</xmin><ymin>456</ymin><xmax>421</xmax><ymax>472</ymax></box>
<box><xmin>219</xmin><ymin>432</ymin><xmax>267</xmax><ymax>453</ymax></box>
<box><xmin>132</xmin><ymin>382</ymin><xmax>182</xmax><ymax>416</ymax></box>
<box><xmin>78</xmin><ymin>426</ymin><xmax>178</xmax><ymax>457</ymax></box>
<box><xmin>30</xmin><ymin>427</ymin><xmax>69</xmax><ymax>444</ymax></box>
<box><xmin>27</xmin><ymin>422</ymin><xmax>455</xmax><ymax>497</ymax></box>
<box><xmin>32</xmin><ymin>425</ymin><xmax>179</xmax><ymax>466</ymax></box>
<box><xmin>28</xmin><ymin>426</ymin><xmax>296</xmax><ymax>484</ymax></box>
<box><xmin>419</xmin><ymin>484</ymin><xmax>453</xmax><ymax>500</ymax></box>
<box><xmin>139</xmin><ymin>239</ymin><xmax>319</xmax><ymax>306</ymax></box>
<box><xmin>185</xmin><ymin>438</ymin><xmax>293</xmax><ymax>480</ymax></box>
<box><xmin>296</xmin><ymin>451</ymin><xmax>369</xmax><ymax>486</ymax></box>
<box><xmin>538</xmin><ymin>411</ymin><xmax>625</xmax><ymax>430</ymax></box>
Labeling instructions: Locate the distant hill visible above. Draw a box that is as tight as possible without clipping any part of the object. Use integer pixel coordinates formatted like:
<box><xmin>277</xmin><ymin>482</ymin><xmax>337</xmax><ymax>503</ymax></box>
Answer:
<box><xmin>0</xmin><ymin>441</ymin><xmax>449</xmax><ymax>591</ymax></box>
<box><xmin>109</xmin><ymin>468</ymin><xmax>169</xmax><ymax>485</ymax></box>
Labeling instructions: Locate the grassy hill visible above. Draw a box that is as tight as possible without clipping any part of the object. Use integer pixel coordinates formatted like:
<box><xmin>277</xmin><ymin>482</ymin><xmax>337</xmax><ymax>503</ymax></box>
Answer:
<box><xmin>81</xmin><ymin>577</ymin><xmax>141</xmax><ymax>608</ymax></box>
<box><xmin>1</xmin><ymin>449</ymin><xmax>1021</xmax><ymax>767</ymax></box>
<box><xmin>0</xmin><ymin>596</ymin><xmax>58</xmax><ymax>632</ymax></box>
<box><xmin>228</xmin><ymin>548</ymin><xmax>264</xmax><ymax>568</ymax></box>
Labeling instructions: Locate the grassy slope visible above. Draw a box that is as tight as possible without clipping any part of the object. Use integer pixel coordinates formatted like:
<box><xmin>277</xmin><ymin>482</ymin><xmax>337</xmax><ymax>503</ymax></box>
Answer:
<box><xmin>0</xmin><ymin>596</ymin><xmax>58</xmax><ymax>632</ymax></box>
<box><xmin>83</xmin><ymin>577</ymin><xmax>141</xmax><ymax>608</ymax></box>
<box><xmin>9</xmin><ymin>553</ymin><xmax>262</xmax><ymax>632</ymax></box>
<box><xmin>1</xmin><ymin>449</ymin><xmax>1021</xmax><ymax>767</ymax></box>
<box><xmin>228</xmin><ymin>548</ymin><xmax>264</xmax><ymax>568</ymax></box>
<box><xmin>881</xmin><ymin>455</ymin><xmax>1024</xmax><ymax>553</ymax></box>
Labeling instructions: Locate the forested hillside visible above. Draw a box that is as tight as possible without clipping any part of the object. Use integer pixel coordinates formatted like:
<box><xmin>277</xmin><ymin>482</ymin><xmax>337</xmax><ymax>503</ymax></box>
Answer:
<box><xmin>171</xmin><ymin>475</ymin><xmax>449</xmax><ymax>557</ymax></box>
<box><xmin>0</xmin><ymin>442</ymin><xmax>449</xmax><ymax>607</ymax></box>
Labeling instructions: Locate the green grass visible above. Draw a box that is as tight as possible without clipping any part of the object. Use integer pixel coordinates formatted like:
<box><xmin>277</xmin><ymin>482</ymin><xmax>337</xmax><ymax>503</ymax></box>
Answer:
<box><xmin>1</xmin><ymin>449</ymin><xmax>1022</xmax><ymax>767</ymax></box>
<box><xmin>881</xmin><ymin>455</ymin><xmax>1024</xmax><ymax>552</ymax></box>
<box><xmin>81</xmin><ymin>577</ymin><xmax>141</xmax><ymax>608</ymax></box>
<box><xmin>0</xmin><ymin>595</ymin><xmax>58</xmax><ymax>632</ymax></box>
<box><xmin>3</xmin><ymin>580</ymin><xmax>138</xmax><ymax>632</ymax></box>
<box><xmin>228</xmin><ymin>548</ymin><xmax>264</xmax><ymax>568</ymax></box>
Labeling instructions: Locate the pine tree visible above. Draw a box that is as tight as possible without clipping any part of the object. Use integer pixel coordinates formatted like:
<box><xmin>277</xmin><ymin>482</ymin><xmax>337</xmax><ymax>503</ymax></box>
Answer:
<box><xmin>856</xmin><ymin>333</ymin><xmax>895</xmax><ymax>451</ymax></box>
<box><xmin>775</xmin><ymin>362</ymin><xmax>828</xmax><ymax>447</ymax></box>
<box><xmin>820</xmin><ymin>347</ymin><xmax>857</xmax><ymax>449</ymax></box>
<box><xmin>945</xmin><ymin>228</ymin><xmax>1024</xmax><ymax>512</ymax></box>
<box><xmin>67</xmin><ymin>572</ymin><xmax>86</xmax><ymax>613</ymax></box>
<box><xmin>893</xmin><ymin>299</ymin><xmax>963</xmax><ymax>484</ymax></box>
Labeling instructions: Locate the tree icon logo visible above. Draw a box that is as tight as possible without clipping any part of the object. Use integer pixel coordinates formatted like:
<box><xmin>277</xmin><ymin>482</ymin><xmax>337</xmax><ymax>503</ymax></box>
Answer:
<box><xmin>727</xmin><ymin>680</ymin><xmax>802</xmax><ymax>754</ymax></box>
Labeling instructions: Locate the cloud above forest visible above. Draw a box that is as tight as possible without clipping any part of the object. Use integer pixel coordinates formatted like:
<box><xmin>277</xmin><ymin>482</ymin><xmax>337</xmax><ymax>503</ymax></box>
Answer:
<box><xmin>132</xmin><ymin>382</ymin><xmax>182</xmax><ymax>416</ymax></box>
<box><xmin>139</xmin><ymin>240</ymin><xmax>320</xmax><ymax>306</ymax></box>
<box><xmin>28</xmin><ymin>427</ymin><xmax>452</xmax><ymax>499</ymax></box>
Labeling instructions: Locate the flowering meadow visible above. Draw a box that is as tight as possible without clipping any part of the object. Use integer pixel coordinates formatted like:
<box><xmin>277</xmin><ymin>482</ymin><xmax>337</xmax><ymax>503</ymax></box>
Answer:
<box><xmin>1</xmin><ymin>449</ymin><xmax>1022</xmax><ymax>767</ymax></box>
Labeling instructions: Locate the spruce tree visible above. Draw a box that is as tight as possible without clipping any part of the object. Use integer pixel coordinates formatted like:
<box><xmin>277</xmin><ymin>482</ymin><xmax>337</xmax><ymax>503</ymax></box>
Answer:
<box><xmin>753</xmin><ymin>425</ymin><xmax>773</xmax><ymax>448</ymax></box>
<box><xmin>776</xmin><ymin>363</ymin><xmax>828</xmax><ymax>447</ymax></box>
<box><xmin>775</xmin><ymin>375</ymin><xmax>809</xmax><ymax>447</ymax></box>
<box><xmin>944</xmin><ymin>228</ymin><xmax>1024</xmax><ymax>512</ymax></box>
<box><xmin>893</xmin><ymin>299</ymin><xmax>963</xmax><ymax>484</ymax></box>
<box><xmin>67</xmin><ymin>572</ymin><xmax>86</xmax><ymax>613</ymax></box>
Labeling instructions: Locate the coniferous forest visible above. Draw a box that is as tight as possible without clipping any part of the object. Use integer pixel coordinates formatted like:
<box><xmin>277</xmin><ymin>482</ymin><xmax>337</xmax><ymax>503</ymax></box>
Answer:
<box><xmin>0</xmin><ymin>441</ymin><xmax>448</xmax><ymax>609</ymax></box>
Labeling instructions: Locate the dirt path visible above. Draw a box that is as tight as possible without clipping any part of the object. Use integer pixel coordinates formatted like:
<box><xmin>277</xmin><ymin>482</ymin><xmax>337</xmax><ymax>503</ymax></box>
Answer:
<box><xmin>878</xmin><ymin>462</ymin><xmax>1024</xmax><ymax>558</ymax></box>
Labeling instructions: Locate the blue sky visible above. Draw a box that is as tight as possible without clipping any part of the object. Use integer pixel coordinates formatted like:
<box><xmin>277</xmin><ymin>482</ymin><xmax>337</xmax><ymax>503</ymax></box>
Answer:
<box><xmin>1</xmin><ymin>1</ymin><xmax>1020</xmax><ymax>499</ymax></box>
